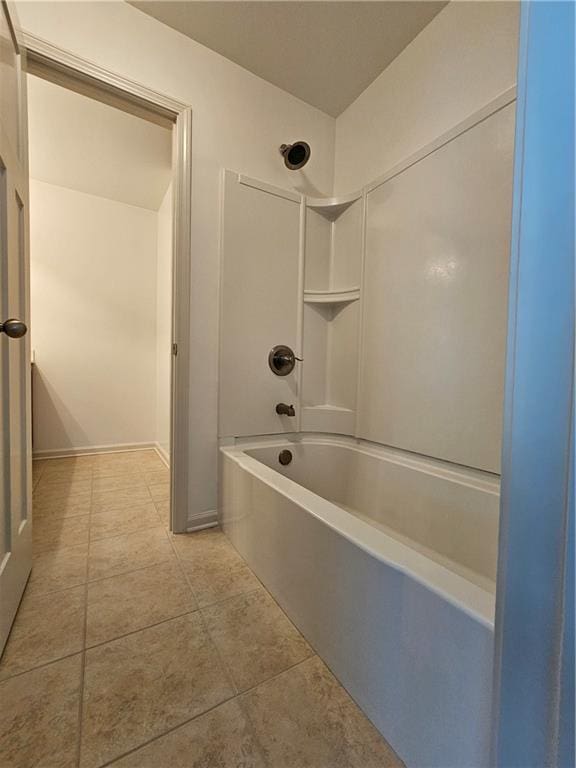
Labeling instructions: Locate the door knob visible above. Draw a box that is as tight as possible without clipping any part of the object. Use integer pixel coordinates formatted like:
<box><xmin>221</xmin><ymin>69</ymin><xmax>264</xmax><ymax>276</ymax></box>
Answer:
<box><xmin>0</xmin><ymin>318</ymin><xmax>27</xmax><ymax>338</ymax></box>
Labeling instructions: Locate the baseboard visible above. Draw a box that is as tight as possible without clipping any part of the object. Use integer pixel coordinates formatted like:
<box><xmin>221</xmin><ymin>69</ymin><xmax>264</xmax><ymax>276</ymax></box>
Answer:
<box><xmin>154</xmin><ymin>442</ymin><xmax>170</xmax><ymax>468</ymax></box>
<box><xmin>32</xmin><ymin>441</ymin><xmax>158</xmax><ymax>460</ymax></box>
<box><xmin>185</xmin><ymin>508</ymin><xmax>218</xmax><ymax>532</ymax></box>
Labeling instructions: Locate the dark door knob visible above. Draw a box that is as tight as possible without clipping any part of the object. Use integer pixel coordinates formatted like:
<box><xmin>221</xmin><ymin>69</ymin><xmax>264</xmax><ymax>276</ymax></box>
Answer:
<box><xmin>0</xmin><ymin>319</ymin><xmax>27</xmax><ymax>338</ymax></box>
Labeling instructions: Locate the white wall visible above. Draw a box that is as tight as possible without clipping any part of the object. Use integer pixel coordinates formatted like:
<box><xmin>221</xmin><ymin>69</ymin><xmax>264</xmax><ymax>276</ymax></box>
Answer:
<box><xmin>30</xmin><ymin>179</ymin><xmax>158</xmax><ymax>454</ymax></box>
<box><xmin>156</xmin><ymin>184</ymin><xmax>172</xmax><ymax>461</ymax></box>
<box><xmin>27</xmin><ymin>73</ymin><xmax>172</xmax><ymax>210</ymax></box>
<box><xmin>334</xmin><ymin>1</ymin><xmax>519</xmax><ymax>192</ymax></box>
<box><xmin>17</xmin><ymin>0</ymin><xmax>336</xmax><ymax>524</ymax></box>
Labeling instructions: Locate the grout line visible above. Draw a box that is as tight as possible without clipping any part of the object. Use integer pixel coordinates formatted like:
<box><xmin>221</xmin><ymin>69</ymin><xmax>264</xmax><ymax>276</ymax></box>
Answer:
<box><xmin>83</xmin><ymin>608</ymin><xmax>200</xmax><ymax>652</ymax></box>
<box><xmin>87</xmin><ymin>522</ymin><xmax>165</xmax><ymax>547</ymax></box>
<box><xmin>164</xmin><ymin>529</ymin><xmax>240</xmax><ymax>697</ymax></box>
<box><xmin>75</xmin><ymin>464</ymin><xmax>94</xmax><ymax>767</ymax></box>
<box><xmin>84</xmin><ymin>556</ymin><xmax>174</xmax><ymax>585</ymax></box>
<box><xmin>197</xmin><ymin>586</ymin><xmax>263</xmax><ymax>614</ymax></box>
<box><xmin>237</xmin><ymin>653</ymin><xmax>317</xmax><ymax>699</ymax></box>
<box><xmin>96</xmin><ymin>692</ymin><xmax>240</xmax><ymax>768</ymax></box>
<box><xmin>89</xmin><ymin>521</ymin><xmax>162</xmax><ymax>544</ymax></box>
<box><xmin>0</xmin><ymin>648</ymin><xmax>85</xmax><ymax>684</ymax></box>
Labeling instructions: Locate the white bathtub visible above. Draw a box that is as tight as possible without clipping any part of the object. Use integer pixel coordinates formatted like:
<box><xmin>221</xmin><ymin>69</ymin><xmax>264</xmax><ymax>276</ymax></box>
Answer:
<box><xmin>220</xmin><ymin>435</ymin><xmax>499</xmax><ymax>768</ymax></box>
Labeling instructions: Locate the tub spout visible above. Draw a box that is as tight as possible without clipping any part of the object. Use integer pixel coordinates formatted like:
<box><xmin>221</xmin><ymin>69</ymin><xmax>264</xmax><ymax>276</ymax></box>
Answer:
<box><xmin>276</xmin><ymin>403</ymin><xmax>296</xmax><ymax>417</ymax></box>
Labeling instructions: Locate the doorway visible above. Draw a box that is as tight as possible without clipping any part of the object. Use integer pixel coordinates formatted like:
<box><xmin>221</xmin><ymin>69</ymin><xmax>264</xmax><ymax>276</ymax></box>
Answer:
<box><xmin>24</xmin><ymin>38</ymin><xmax>193</xmax><ymax>536</ymax></box>
<box><xmin>28</xmin><ymin>69</ymin><xmax>174</xmax><ymax>522</ymax></box>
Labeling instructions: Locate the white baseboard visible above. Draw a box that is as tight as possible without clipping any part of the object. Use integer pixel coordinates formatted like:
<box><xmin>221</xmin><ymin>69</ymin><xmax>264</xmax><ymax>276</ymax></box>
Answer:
<box><xmin>33</xmin><ymin>441</ymin><xmax>158</xmax><ymax>460</ymax></box>
<box><xmin>154</xmin><ymin>442</ymin><xmax>170</xmax><ymax>468</ymax></box>
<box><xmin>185</xmin><ymin>508</ymin><xmax>218</xmax><ymax>532</ymax></box>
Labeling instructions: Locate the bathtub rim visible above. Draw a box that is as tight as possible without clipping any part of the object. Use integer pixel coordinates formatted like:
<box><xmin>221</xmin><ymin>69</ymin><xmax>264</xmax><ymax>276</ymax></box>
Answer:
<box><xmin>220</xmin><ymin>434</ymin><xmax>497</xmax><ymax>629</ymax></box>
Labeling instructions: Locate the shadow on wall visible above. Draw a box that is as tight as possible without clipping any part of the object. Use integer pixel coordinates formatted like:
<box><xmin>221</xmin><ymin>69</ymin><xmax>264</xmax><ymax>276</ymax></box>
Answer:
<box><xmin>32</xmin><ymin>364</ymin><xmax>89</xmax><ymax>455</ymax></box>
<box><xmin>290</xmin><ymin>171</ymin><xmax>332</xmax><ymax>197</ymax></box>
<box><xmin>290</xmin><ymin>171</ymin><xmax>329</xmax><ymax>198</ymax></box>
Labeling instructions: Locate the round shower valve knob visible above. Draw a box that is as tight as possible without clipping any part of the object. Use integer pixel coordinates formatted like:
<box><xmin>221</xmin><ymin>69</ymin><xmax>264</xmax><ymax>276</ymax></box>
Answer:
<box><xmin>268</xmin><ymin>345</ymin><xmax>302</xmax><ymax>376</ymax></box>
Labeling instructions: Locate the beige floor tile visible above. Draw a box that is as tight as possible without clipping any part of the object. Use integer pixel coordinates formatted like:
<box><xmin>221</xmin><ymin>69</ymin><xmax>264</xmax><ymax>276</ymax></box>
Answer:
<box><xmin>170</xmin><ymin>527</ymin><xmax>230</xmax><ymax>561</ymax></box>
<box><xmin>202</xmin><ymin>587</ymin><xmax>313</xmax><ymax>692</ymax></box>
<box><xmin>33</xmin><ymin>514</ymin><xmax>90</xmax><ymax>554</ymax></box>
<box><xmin>148</xmin><ymin>482</ymin><xmax>170</xmax><ymax>502</ymax></box>
<box><xmin>154</xmin><ymin>498</ymin><xmax>170</xmax><ymax>524</ymax></box>
<box><xmin>32</xmin><ymin>472</ymin><xmax>43</xmax><ymax>492</ymax></box>
<box><xmin>86</xmin><ymin>562</ymin><xmax>197</xmax><ymax>646</ymax></box>
<box><xmin>142</xmin><ymin>468</ymin><xmax>169</xmax><ymax>486</ymax></box>
<box><xmin>137</xmin><ymin>451</ymin><xmax>166</xmax><ymax>467</ymax></box>
<box><xmin>91</xmin><ymin>486</ymin><xmax>152</xmax><ymax>513</ymax></box>
<box><xmin>88</xmin><ymin>526</ymin><xmax>175</xmax><ymax>580</ymax></box>
<box><xmin>110</xmin><ymin>698</ymin><xmax>266</xmax><ymax>768</ymax></box>
<box><xmin>140</xmin><ymin>459</ymin><xmax>168</xmax><ymax>472</ymax></box>
<box><xmin>174</xmin><ymin>528</ymin><xmax>260</xmax><ymax>607</ymax></box>
<box><xmin>37</xmin><ymin>468</ymin><xmax>93</xmax><ymax>486</ymax></box>
<box><xmin>27</xmin><ymin>543</ymin><xmax>89</xmax><ymax>597</ymax></box>
<box><xmin>0</xmin><ymin>586</ymin><xmax>85</xmax><ymax>680</ymax></box>
<box><xmin>0</xmin><ymin>654</ymin><xmax>82</xmax><ymax>768</ymax></box>
<box><xmin>92</xmin><ymin>451</ymin><xmax>142</xmax><ymax>464</ymax></box>
<box><xmin>33</xmin><ymin>493</ymin><xmax>92</xmax><ymax>519</ymax></box>
<box><xmin>242</xmin><ymin>656</ymin><xmax>404</xmax><ymax>768</ymax></box>
<box><xmin>40</xmin><ymin>456</ymin><xmax>95</xmax><ymax>471</ymax></box>
<box><xmin>91</xmin><ymin>463</ymin><xmax>139</xmax><ymax>479</ymax></box>
<box><xmin>90</xmin><ymin>462</ymin><xmax>141</xmax><ymax>479</ymax></box>
<box><xmin>180</xmin><ymin>550</ymin><xmax>261</xmax><ymax>608</ymax></box>
<box><xmin>91</xmin><ymin>473</ymin><xmax>146</xmax><ymax>493</ymax></box>
<box><xmin>33</xmin><ymin>480</ymin><xmax>92</xmax><ymax>502</ymax></box>
<box><xmin>32</xmin><ymin>458</ymin><xmax>47</xmax><ymax>475</ymax></box>
<box><xmin>80</xmin><ymin>613</ymin><xmax>235</xmax><ymax>768</ymax></box>
<box><xmin>90</xmin><ymin>503</ymin><xmax>160</xmax><ymax>541</ymax></box>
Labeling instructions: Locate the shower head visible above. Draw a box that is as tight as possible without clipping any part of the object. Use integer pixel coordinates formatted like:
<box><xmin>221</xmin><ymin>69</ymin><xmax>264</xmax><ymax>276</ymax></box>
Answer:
<box><xmin>279</xmin><ymin>141</ymin><xmax>311</xmax><ymax>170</ymax></box>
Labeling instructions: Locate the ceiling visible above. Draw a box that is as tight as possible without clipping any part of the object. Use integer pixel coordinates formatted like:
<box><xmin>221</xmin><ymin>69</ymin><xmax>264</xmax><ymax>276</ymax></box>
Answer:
<box><xmin>27</xmin><ymin>74</ymin><xmax>172</xmax><ymax>211</ymax></box>
<box><xmin>127</xmin><ymin>1</ymin><xmax>448</xmax><ymax>117</ymax></box>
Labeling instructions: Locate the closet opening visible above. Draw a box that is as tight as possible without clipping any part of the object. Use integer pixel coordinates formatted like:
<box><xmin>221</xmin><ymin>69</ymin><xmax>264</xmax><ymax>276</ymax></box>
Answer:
<box><xmin>25</xmin><ymin>46</ymin><xmax>192</xmax><ymax>534</ymax></box>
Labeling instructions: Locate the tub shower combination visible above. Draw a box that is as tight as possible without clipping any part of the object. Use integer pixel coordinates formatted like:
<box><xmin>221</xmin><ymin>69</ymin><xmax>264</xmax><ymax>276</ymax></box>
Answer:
<box><xmin>218</xmin><ymin>96</ymin><xmax>514</xmax><ymax>767</ymax></box>
<box><xmin>221</xmin><ymin>436</ymin><xmax>498</xmax><ymax>768</ymax></box>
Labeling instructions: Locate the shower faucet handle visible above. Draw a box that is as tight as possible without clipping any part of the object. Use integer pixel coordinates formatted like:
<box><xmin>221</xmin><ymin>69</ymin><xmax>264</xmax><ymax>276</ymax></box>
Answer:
<box><xmin>268</xmin><ymin>345</ymin><xmax>302</xmax><ymax>376</ymax></box>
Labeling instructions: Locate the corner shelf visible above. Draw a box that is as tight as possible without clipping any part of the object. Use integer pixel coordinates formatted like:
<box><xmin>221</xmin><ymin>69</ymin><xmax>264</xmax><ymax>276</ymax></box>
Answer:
<box><xmin>304</xmin><ymin>287</ymin><xmax>360</xmax><ymax>305</ymax></box>
<box><xmin>306</xmin><ymin>192</ymin><xmax>362</xmax><ymax>221</ymax></box>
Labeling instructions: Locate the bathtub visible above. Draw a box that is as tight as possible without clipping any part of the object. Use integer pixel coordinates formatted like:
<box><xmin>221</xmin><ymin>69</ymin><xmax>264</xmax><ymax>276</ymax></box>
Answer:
<box><xmin>220</xmin><ymin>434</ymin><xmax>499</xmax><ymax>768</ymax></box>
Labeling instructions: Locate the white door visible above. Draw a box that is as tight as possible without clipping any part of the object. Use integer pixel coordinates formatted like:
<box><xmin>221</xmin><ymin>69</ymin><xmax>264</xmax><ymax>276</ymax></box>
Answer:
<box><xmin>0</xmin><ymin>0</ymin><xmax>32</xmax><ymax>655</ymax></box>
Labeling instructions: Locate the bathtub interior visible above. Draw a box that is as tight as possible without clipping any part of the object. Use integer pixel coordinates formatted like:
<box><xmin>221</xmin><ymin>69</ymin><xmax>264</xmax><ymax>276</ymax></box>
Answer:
<box><xmin>244</xmin><ymin>438</ymin><xmax>500</xmax><ymax>592</ymax></box>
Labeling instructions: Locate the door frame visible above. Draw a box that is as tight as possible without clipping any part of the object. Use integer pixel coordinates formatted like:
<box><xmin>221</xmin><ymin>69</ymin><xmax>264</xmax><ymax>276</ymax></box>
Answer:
<box><xmin>22</xmin><ymin>31</ymin><xmax>192</xmax><ymax>534</ymax></box>
<box><xmin>491</xmin><ymin>1</ymin><xmax>575</xmax><ymax>765</ymax></box>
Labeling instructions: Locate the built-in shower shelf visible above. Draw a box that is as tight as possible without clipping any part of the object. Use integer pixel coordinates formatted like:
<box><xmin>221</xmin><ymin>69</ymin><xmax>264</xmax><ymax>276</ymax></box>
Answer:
<box><xmin>301</xmin><ymin>405</ymin><xmax>356</xmax><ymax>435</ymax></box>
<box><xmin>306</xmin><ymin>192</ymin><xmax>361</xmax><ymax>221</ymax></box>
<box><xmin>304</xmin><ymin>287</ymin><xmax>360</xmax><ymax>305</ymax></box>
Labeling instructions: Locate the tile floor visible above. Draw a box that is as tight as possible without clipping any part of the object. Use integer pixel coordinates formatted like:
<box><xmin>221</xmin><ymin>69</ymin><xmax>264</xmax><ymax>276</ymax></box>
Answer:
<box><xmin>0</xmin><ymin>450</ymin><xmax>403</xmax><ymax>768</ymax></box>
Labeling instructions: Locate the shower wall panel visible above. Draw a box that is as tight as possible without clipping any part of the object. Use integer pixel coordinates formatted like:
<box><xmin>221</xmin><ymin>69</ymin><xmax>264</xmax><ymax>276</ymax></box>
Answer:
<box><xmin>219</xmin><ymin>171</ymin><xmax>302</xmax><ymax>438</ymax></box>
<box><xmin>358</xmin><ymin>102</ymin><xmax>515</xmax><ymax>473</ymax></box>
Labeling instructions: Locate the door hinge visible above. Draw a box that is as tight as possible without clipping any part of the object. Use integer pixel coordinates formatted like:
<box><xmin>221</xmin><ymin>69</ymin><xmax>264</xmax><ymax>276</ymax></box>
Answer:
<box><xmin>172</xmin><ymin>342</ymin><xmax>178</xmax><ymax>356</ymax></box>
